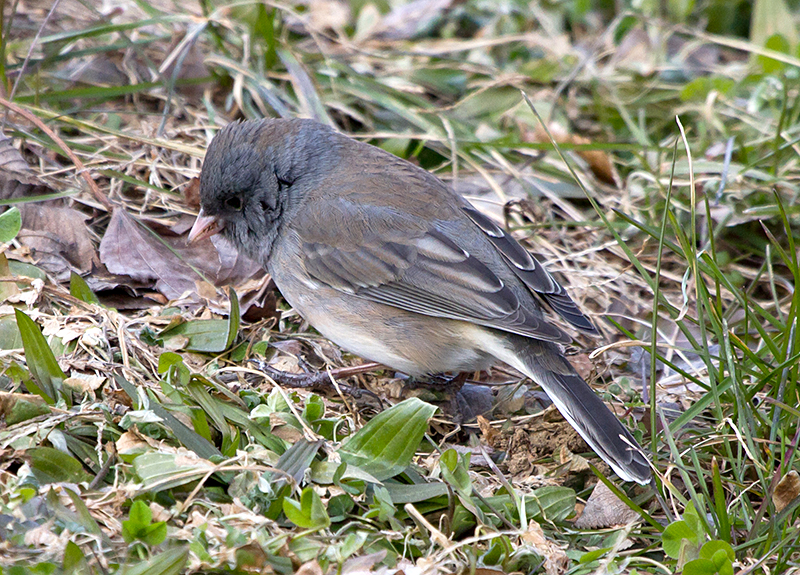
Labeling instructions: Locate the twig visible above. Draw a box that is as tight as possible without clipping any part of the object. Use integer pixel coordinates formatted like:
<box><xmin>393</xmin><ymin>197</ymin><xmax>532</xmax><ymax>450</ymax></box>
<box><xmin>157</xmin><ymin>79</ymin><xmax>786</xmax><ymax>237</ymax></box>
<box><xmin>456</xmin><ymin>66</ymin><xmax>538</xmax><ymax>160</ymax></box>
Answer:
<box><xmin>0</xmin><ymin>97</ymin><xmax>114</xmax><ymax>212</ymax></box>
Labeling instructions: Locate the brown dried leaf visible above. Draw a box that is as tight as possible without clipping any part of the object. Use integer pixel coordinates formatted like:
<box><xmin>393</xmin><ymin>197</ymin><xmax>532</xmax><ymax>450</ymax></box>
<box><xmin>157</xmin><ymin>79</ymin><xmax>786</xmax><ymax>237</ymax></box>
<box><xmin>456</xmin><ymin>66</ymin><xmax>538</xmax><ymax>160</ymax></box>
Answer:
<box><xmin>99</xmin><ymin>209</ymin><xmax>262</xmax><ymax>302</ymax></box>
<box><xmin>574</xmin><ymin>481</ymin><xmax>639</xmax><ymax>528</ymax></box>
<box><xmin>18</xmin><ymin>204</ymin><xmax>98</xmax><ymax>276</ymax></box>
<box><xmin>339</xmin><ymin>550</ymin><xmax>387</xmax><ymax>575</ymax></box>
<box><xmin>477</xmin><ymin>414</ymin><xmax>501</xmax><ymax>447</ymax></box>
<box><xmin>0</xmin><ymin>134</ymin><xmax>98</xmax><ymax>279</ymax></box>
<box><xmin>520</xmin><ymin>520</ymin><xmax>568</xmax><ymax>575</ymax></box>
<box><xmin>183</xmin><ymin>177</ymin><xmax>201</xmax><ymax>209</ymax></box>
<box><xmin>773</xmin><ymin>470</ymin><xmax>800</xmax><ymax>512</ymax></box>
<box><xmin>532</xmin><ymin>124</ymin><xmax>618</xmax><ymax>186</ymax></box>
<box><xmin>0</xmin><ymin>136</ymin><xmax>35</xmax><ymax>175</ymax></box>
<box><xmin>100</xmin><ymin>208</ymin><xmax>198</xmax><ymax>299</ymax></box>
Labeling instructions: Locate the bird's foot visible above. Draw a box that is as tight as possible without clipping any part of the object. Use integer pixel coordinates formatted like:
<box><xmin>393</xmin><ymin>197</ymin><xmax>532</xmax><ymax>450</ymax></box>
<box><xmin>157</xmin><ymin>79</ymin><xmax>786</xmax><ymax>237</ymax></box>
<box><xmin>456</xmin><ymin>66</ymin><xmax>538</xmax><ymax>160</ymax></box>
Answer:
<box><xmin>405</xmin><ymin>372</ymin><xmax>469</xmax><ymax>392</ymax></box>
<box><xmin>248</xmin><ymin>359</ymin><xmax>382</xmax><ymax>404</ymax></box>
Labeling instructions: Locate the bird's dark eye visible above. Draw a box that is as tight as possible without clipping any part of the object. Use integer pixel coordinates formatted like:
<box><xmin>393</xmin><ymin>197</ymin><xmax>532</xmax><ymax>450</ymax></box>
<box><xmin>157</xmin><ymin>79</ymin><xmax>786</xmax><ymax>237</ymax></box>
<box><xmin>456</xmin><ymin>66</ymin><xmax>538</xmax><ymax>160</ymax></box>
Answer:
<box><xmin>225</xmin><ymin>196</ymin><xmax>243</xmax><ymax>211</ymax></box>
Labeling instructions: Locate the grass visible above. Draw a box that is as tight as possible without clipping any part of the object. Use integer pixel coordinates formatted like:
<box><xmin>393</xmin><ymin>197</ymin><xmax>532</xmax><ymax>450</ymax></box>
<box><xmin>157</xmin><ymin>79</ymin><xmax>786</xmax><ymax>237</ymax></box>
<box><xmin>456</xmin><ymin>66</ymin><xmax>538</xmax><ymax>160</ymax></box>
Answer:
<box><xmin>0</xmin><ymin>0</ymin><xmax>799</xmax><ymax>573</ymax></box>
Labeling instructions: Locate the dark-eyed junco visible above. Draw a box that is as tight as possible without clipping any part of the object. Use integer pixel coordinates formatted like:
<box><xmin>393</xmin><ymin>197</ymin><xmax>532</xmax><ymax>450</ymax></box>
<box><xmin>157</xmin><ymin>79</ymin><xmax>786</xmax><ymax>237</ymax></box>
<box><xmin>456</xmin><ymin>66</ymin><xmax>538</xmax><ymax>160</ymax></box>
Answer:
<box><xmin>188</xmin><ymin>118</ymin><xmax>650</xmax><ymax>484</ymax></box>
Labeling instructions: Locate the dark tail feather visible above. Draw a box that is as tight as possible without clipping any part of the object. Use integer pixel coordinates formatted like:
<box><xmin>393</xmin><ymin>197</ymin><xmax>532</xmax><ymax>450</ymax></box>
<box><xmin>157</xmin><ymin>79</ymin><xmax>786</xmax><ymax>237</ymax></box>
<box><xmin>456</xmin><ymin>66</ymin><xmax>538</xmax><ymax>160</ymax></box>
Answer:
<box><xmin>509</xmin><ymin>337</ymin><xmax>651</xmax><ymax>484</ymax></box>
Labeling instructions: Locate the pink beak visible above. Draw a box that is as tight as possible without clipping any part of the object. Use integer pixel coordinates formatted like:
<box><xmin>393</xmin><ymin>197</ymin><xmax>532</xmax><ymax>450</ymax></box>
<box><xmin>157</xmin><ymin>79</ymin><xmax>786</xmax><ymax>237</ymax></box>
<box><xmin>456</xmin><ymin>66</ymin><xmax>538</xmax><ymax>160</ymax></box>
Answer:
<box><xmin>188</xmin><ymin>209</ymin><xmax>224</xmax><ymax>243</ymax></box>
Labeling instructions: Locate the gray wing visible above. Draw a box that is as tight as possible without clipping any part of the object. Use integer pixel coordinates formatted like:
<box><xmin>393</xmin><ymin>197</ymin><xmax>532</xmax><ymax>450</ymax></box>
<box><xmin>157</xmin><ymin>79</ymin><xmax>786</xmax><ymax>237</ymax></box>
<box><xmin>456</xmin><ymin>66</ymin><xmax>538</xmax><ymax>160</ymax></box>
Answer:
<box><xmin>298</xmin><ymin>200</ymin><xmax>574</xmax><ymax>344</ymax></box>
<box><xmin>461</xmin><ymin>206</ymin><xmax>598</xmax><ymax>334</ymax></box>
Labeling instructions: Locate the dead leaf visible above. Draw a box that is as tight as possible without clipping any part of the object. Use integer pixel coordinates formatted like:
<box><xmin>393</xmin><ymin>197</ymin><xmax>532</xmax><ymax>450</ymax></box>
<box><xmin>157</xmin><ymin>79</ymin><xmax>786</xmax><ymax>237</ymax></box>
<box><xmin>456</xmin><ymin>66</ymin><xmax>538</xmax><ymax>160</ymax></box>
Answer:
<box><xmin>115</xmin><ymin>430</ymin><xmax>150</xmax><ymax>455</ymax></box>
<box><xmin>477</xmin><ymin>414</ymin><xmax>500</xmax><ymax>447</ymax></box>
<box><xmin>296</xmin><ymin>560</ymin><xmax>323</xmax><ymax>575</ymax></box>
<box><xmin>0</xmin><ymin>253</ymin><xmax>20</xmax><ymax>301</ymax></box>
<box><xmin>100</xmin><ymin>208</ymin><xmax>193</xmax><ymax>295</ymax></box>
<box><xmin>773</xmin><ymin>470</ymin><xmax>800</xmax><ymax>512</ymax></box>
<box><xmin>574</xmin><ymin>481</ymin><xmax>639</xmax><ymax>528</ymax></box>
<box><xmin>183</xmin><ymin>177</ymin><xmax>201</xmax><ymax>209</ymax></box>
<box><xmin>520</xmin><ymin>520</ymin><xmax>568</xmax><ymax>575</ymax></box>
<box><xmin>339</xmin><ymin>550</ymin><xmax>387</xmax><ymax>575</ymax></box>
<box><xmin>0</xmin><ymin>134</ymin><xmax>99</xmax><ymax>279</ymax></box>
<box><xmin>18</xmin><ymin>204</ymin><xmax>98</xmax><ymax>276</ymax></box>
<box><xmin>99</xmin><ymin>208</ymin><xmax>261</xmax><ymax>302</ymax></box>
<box><xmin>531</xmin><ymin>123</ymin><xmax>618</xmax><ymax>186</ymax></box>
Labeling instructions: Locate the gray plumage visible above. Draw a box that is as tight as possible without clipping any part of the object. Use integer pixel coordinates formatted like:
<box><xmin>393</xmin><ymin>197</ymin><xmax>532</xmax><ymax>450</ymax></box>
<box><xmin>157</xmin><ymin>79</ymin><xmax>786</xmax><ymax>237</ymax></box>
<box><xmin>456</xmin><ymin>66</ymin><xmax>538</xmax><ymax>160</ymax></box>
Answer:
<box><xmin>193</xmin><ymin>118</ymin><xmax>651</xmax><ymax>484</ymax></box>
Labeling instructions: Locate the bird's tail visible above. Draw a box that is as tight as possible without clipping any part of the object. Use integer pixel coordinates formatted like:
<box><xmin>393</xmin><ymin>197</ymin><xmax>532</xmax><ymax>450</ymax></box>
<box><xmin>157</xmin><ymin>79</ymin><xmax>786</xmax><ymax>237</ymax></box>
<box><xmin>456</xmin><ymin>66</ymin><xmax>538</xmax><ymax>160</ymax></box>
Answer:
<box><xmin>497</xmin><ymin>335</ymin><xmax>651</xmax><ymax>484</ymax></box>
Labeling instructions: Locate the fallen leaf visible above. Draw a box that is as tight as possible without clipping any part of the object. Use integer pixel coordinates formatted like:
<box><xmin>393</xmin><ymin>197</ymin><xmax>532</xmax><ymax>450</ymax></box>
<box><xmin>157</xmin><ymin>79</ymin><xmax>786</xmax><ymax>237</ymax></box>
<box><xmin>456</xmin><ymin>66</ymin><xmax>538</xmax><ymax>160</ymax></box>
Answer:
<box><xmin>531</xmin><ymin>123</ymin><xmax>618</xmax><ymax>186</ymax></box>
<box><xmin>17</xmin><ymin>204</ymin><xmax>98</xmax><ymax>276</ymax></box>
<box><xmin>99</xmin><ymin>208</ymin><xmax>261</xmax><ymax>303</ymax></box>
<box><xmin>574</xmin><ymin>481</ymin><xmax>639</xmax><ymax>528</ymax></box>
<box><xmin>477</xmin><ymin>414</ymin><xmax>500</xmax><ymax>446</ymax></box>
<box><xmin>340</xmin><ymin>550</ymin><xmax>387</xmax><ymax>575</ymax></box>
<box><xmin>296</xmin><ymin>560</ymin><xmax>323</xmax><ymax>575</ymax></box>
<box><xmin>773</xmin><ymin>470</ymin><xmax>800</xmax><ymax>512</ymax></box>
<box><xmin>521</xmin><ymin>520</ymin><xmax>568</xmax><ymax>575</ymax></box>
<box><xmin>0</xmin><ymin>134</ymin><xmax>99</xmax><ymax>279</ymax></box>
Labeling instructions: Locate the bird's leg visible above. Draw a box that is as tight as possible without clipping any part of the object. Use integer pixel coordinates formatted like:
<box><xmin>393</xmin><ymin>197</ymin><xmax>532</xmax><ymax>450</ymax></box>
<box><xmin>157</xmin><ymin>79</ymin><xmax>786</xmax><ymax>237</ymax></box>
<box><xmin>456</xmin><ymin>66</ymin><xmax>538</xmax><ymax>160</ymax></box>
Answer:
<box><xmin>248</xmin><ymin>359</ymin><xmax>382</xmax><ymax>402</ymax></box>
<box><xmin>406</xmin><ymin>372</ymin><xmax>469</xmax><ymax>392</ymax></box>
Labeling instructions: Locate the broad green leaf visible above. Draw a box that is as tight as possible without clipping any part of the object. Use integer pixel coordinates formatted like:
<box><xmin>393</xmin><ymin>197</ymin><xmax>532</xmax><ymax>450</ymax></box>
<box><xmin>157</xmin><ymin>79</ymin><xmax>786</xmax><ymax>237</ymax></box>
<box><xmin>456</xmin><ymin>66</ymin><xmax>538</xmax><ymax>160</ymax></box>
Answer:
<box><xmin>15</xmin><ymin>309</ymin><xmax>67</xmax><ymax>403</ymax></box>
<box><xmin>69</xmin><ymin>272</ymin><xmax>100</xmax><ymax>304</ymax></box>
<box><xmin>683</xmin><ymin>501</ymin><xmax>705</xmax><ymax>539</ymax></box>
<box><xmin>120</xmin><ymin>547</ymin><xmax>189</xmax><ymax>575</ymax></box>
<box><xmin>7</xmin><ymin>259</ymin><xmax>46</xmax><ymax>280</ymax></box>
<box><xmin>525</xmin><ymin>485</ymin><xmax>577</xmax><ymax>523</ymax></box>
<box><xmin>123</xmin><ymin>500</ymin><xmax>167</xmax><ymax>546</ymax></box>
<box><xmin>699</xmin><ymin>540</ymin><xmax>735</xmax><ymax>562</ymax></box>
<box><xmin>64</xmin><ymin>488</ymin><xmax>105</xmax><ymax>537</ymax></box>
<box><xmin>682</xmin><ymin>558</ymin><xmax>720</xmax><ymax>575</ymax></box>
<box><xmin>662</xmin><ymin>520</ymin><xmax>701</xmax><ymax>559</ymax></box>
<box><xmin>27</xmin><ymin>447</ymin><xmax>93</xmax><ymax>484</ymax></box>
<box><xmin>283</xmin><ymin>486</ymin><xmax>331</xmax><ymax>529</ymax></box>
<box><xmin>63</xmin><ymin>541</ymin><xmax>86</xmax><ymax>571</ymax></box>
<box><xmin>0</xmin><ymin>315</ymin><xmax>22</xmax><ymax>350</ymax></box>
<box><xmin>580</xmin><ymin>547</ymin><xmax>612</xmax><ymax>564</ymax></box>
<box><xmin>160</xmin><ymin>319</ymin><xmax>229</xmax><ymax>353</ymax></box>
<box><xmin>310</xmin><ymin>460</ymin><xmax>381</xmax><ymax>485</ymax></box>
<box><xmin>3</xmin><ymin>392</ymin><xmax>50</xmax><ymax>425</ymax></box>
<box><xmin>0</xmin><ymin>206</ymin><xmax>21</xmax><ymax>242</ymax></box>
<box><xmin>339</xmin><ymin>397</ymin><xmax>436</xmax><ymax>481</ymax></box>
<box><xmin>759</xmin><ymin>34</ymin><xmax>791</xmax><ymax>74</ymax></box>
<box><xmin>133</xmin><ymin>451</ymin><xmax>215</xmax><ymax>492</ymax></box>
<box><xmin>381</xmin><ymin>480</ymin><xmax>449</xmax><ymax>504</ymax></box>
<box><xmin>440</xmin><ymin>449</ymin><xmax>472</xmax><ymax>495</ymax></box>
<box><xmin>272</xmin><ymin>439</ymin><xmax>322</xmax><ymax>485</ymax></box>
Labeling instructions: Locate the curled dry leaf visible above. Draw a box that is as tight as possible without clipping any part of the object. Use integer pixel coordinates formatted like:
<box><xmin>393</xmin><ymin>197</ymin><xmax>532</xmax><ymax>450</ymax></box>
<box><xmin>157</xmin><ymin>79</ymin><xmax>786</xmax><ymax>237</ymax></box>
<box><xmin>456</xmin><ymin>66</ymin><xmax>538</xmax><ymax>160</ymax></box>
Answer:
<box><xmin>530</xmin><ymin>123</ymin><xmax>619</xmax><ymax>186</ymax></box>
<box><xmin>773</xmin><ymin>470</ymin><xmax>800</xmax><ymax>513</ymax></box>
<box><xmin>18</xmin><ymin>205</ymin><xmax>98</xmax><ymax>276</ymax></box>
<box><xmin>574</xmin><ymin>480</ymin><xmax>639</xmax><ymax>529</ymax></box>
<box><xmin>521</xmin><ymin>520</ymin><xmax>568</xmax><ymax>575</ymax></box>
<box><xmin>99</xmin><ymin>208</ymin><xmax>262</xmax><ymax>304</ymax></box>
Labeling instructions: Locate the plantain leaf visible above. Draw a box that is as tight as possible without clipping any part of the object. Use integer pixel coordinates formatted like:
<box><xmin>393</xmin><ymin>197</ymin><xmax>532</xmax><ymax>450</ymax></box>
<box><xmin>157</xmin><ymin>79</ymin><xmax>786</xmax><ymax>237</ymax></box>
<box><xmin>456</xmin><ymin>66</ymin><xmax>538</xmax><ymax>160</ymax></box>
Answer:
<box><xmin>15</xmin><ymin>309</ymin><xmax>67</xmax><ymax>404</ymax></box>
<box><xmin>339</xmin><ymin>397</ymin><xmax>436</xmax><ymax>481</ymax></box>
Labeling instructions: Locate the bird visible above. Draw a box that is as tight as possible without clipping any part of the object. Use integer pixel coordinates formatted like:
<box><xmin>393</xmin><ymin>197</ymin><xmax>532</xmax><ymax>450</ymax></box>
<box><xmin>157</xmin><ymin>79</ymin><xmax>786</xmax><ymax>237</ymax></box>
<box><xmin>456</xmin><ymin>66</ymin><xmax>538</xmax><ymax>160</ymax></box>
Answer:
<box><xmin>188</xmin><ymin>118</ymin><xmax>651</xmax><ymax>484</ymax></box>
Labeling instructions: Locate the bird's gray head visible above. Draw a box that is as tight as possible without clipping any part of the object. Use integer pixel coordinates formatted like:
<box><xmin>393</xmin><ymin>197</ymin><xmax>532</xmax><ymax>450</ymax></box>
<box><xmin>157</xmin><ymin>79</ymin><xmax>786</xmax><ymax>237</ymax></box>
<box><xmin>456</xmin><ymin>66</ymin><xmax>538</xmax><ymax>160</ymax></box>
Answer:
<box><xmin>188</xmin><ymin>118</ymin><xmax>341</xmax><ymax>264</ymax></box>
